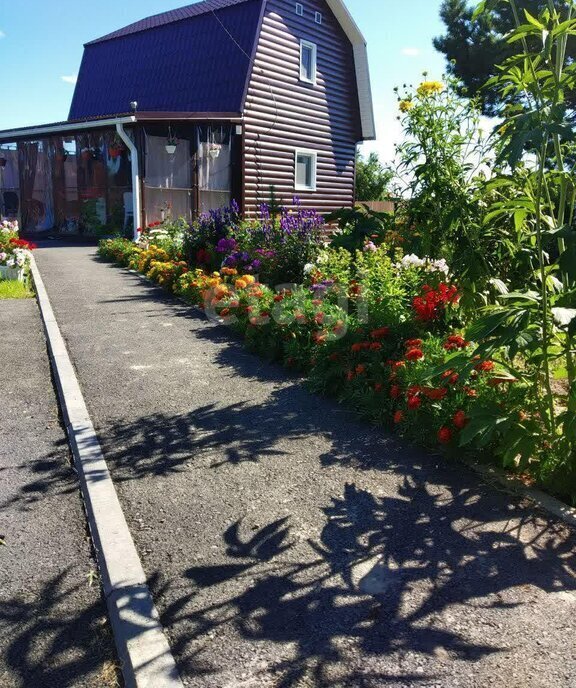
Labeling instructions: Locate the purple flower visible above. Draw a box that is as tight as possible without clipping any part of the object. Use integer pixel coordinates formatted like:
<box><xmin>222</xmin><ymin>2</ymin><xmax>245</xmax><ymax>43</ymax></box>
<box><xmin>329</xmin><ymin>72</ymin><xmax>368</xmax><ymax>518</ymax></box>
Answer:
<box><xmin>216</xmin><ymin>237</ymin><xmax>238</xmax><ymax>253</ymax></box>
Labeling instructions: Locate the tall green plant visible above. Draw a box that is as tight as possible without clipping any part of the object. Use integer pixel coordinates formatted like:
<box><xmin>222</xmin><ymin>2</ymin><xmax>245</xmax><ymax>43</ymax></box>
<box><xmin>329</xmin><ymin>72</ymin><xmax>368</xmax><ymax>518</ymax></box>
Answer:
<box><xmin>466</xmin><ymin>0</ymin><xmax>576</xmax><ymax>491</ymax></box>
<box><xmin>395</xmin><ymin>77</ymin><xmax>492</xmax><ymax>287</ymax></box>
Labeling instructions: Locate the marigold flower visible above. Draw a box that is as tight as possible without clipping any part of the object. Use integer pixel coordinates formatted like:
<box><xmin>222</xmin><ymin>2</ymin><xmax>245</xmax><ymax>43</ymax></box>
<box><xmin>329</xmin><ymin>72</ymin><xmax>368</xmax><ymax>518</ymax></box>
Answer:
<box><xmin>453</xmin><ymin>410</ymin><xmax>468</xmax><ymax>430</ymax></box>
<box><xmin>315</xmin><ymin>312</ymin><xmax>325</xmax><ymax>325</ymax></box>
<box><xmin>437</xmin><ymin>426</ymin><xmax>452</xmax><ymax>444</ymax></box>
<box><xmin>351</xmin><ymin>343</ymin><xmax>363</xmax><ymax>353</ymax></box>
<box><xmin>407</xmin><ymin>395</ymin><xmax>422</xmax><ymax>411</ymax></box>
<box><xmin>235</xmin><ymin>279</ymin><xmax>247</xmax><ymax>290</ymax></box>
<box><xmin>356</xmin><ymin>364</ymin><xmax>366</xmax><ymax>375</ymax></box>
<box><xmin>370</xmin><ymin>342</ymin><xmax>382</xmax><ymax>351</ymax></box>
<box><xmin>393</xmin><ymin>410</ymin><xmax>404</xmax><ymax>424</ymax></box>
<box><xmin>406</xmin><ymin>348</ymin><xmax>424</xmax><ymax>361</ymax></box>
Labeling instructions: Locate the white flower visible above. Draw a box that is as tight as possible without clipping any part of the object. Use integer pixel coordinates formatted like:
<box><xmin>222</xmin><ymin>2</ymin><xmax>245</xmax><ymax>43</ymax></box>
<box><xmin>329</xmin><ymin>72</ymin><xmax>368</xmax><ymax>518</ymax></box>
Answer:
<box><xmin>303</xmin><ymin>263</ymin><xmax>315</xmax><ymax>274</ymax></box>
<box><xmin>0</xmin><ymin>252</ymin><xmax>6</xmax><ymax>263</ymax></box>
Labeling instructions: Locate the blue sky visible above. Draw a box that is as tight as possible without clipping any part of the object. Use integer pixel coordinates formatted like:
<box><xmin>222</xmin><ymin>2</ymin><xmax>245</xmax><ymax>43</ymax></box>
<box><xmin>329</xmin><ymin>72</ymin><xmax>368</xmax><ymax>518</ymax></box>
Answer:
<box><xmin>0</xmin><ymin>0</ymin><xmax>446</xmax><ymax>163</ymax></box>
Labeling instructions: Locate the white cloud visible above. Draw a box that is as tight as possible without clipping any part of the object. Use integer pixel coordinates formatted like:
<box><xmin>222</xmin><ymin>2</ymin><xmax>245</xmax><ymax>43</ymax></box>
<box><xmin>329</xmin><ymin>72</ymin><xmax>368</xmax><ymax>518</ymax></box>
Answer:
<box><xmin>61</xmin><ymin>75</ymin><xmax>78</xmax><ymax>84</ymax></box>
<box><xmin>401</xmin><ymin>47</ymin><xmax>420</xmax><ymax>57</ymax></box>
<box><xmin>0</xmin><ymin>30</ymin><xmax>6</xmax><ymax>39</ymax></box>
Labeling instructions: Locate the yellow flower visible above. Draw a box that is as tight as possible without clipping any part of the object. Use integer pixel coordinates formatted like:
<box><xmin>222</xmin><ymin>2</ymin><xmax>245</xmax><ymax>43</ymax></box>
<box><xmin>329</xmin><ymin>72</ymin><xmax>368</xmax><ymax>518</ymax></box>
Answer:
<box><xmin>399</xmin><ymin>99</ymin><xmax>414</xmax><ymax>113</ymax></box>
<box><xmin>235</xmin><ymin>278</ymin><xmax>248</xmax><ymax>290</ymax></box>
<box><xmin>417</xmin><ymin>81</ymin><xmax>444</xmax><ymax>97</ymax></box>
<box><xmin>242</xmin><ymin>275</ymin><xmax>256</xmax><ymax>284</ymax></box>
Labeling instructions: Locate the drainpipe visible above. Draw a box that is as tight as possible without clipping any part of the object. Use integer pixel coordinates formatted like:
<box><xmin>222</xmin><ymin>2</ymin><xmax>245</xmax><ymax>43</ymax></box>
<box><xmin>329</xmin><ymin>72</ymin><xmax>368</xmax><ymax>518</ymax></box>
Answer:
<box><xmin>115</xmin><ymin>122</ymin><xmax>141</xmax><ymax>241</ymax></box>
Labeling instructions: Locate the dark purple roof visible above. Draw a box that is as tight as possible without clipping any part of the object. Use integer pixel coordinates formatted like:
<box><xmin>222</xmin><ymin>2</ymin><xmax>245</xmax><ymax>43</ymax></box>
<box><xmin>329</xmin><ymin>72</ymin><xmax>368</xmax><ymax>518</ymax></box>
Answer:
<box><xmin>87</xmin><ymin>0</ymin><xmax>257</xmax><ymax>45</ymax></box>
<box><xmin>69</xmin><ymin>0</ymin><xmax>264</xmax><ymax>120</ymax></box>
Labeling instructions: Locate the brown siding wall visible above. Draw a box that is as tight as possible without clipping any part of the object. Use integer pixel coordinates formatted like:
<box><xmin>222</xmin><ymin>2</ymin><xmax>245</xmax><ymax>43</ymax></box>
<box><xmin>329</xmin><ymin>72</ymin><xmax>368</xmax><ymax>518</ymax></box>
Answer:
<box><xmin>242</xmin><ymin>0</ymin><xmax>362</xmax><ymax>217</ymax></box>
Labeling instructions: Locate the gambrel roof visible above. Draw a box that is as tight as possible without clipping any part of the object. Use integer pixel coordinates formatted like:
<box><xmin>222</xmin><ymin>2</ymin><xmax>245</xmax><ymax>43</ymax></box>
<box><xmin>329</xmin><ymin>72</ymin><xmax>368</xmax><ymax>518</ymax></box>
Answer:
<box><xmin>68</xmin><ymin>0</ymin><xmax>375</xmax><ymax>140</ymax></box>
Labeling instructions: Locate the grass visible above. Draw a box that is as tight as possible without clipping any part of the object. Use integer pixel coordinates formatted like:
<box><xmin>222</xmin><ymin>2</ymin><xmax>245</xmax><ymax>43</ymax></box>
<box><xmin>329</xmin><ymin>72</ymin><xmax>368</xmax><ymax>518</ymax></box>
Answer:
<box><xmin>0</xmin><ymin>279</ymin><xmax>34</xmax><ymax>299</ymax></box>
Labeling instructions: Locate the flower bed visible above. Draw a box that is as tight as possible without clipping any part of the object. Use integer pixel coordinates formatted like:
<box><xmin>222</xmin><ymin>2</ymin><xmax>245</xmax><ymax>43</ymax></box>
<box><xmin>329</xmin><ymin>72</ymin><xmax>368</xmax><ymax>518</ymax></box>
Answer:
<box><xmin>0</xmin><ymin>220</ymin><xmax>35</xmax><ymax>281</ymax></box>
<box><xmin>98</xmin><ymin>203</ymin><xmax>573</xmax><ymax>502</ymax></box>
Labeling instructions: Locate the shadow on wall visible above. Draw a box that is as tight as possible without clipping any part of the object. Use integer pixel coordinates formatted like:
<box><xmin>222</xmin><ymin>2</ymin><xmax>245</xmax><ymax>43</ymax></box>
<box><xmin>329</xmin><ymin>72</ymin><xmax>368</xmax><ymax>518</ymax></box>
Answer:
<box><xmin>148</xmin><ymin>484</ymin><xmax>576</xmax><ymax>686</ymax></box>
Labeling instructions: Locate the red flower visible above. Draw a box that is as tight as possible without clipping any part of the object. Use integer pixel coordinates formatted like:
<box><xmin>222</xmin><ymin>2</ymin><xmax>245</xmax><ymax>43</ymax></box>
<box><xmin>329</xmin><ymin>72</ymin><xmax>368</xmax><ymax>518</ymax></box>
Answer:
<box><xmin>196</xmin><ymin>248</ymin><xmax>210</xmax><ymax>264</ymax></box>
<box><xmin>453</xmin><ymin>410</ymin><xmax>469</xmax><ymax>429</ymax></box>
<box><xmin>374</xmin><ymin>383</ymin><xmax>383</xmax><ymax>393</ymax></box>
<box><xmin>390</xmin><ymin>385</ymin><xmax>401</xmax><ymax>399</ymax></box>
<box><xmin>413</xmin><ymin>283</ymin><xmax>460</xmax><ymax>322</ymax></box>
<box><xmin>443</xmin><ymin>334</ymin><xmax>469</xmax><ymax>351</ymax></box>
<box><xmin>351</xmin><ymin>343</ymin><xmax>363</xmax><ymax>353</ymax></box>
<box><xmin>405</xmin><ymin>338</ymin><xmax>423</xmax><ymax>348</ymax></box>
<box><xmin>422</xmin><ymin>387</ymin><xmax>448</xmax><ymax>401</ymax></box>
<box><xmin>355</xmin><ymin>364</ymin><xmax>366</xmax><ymax>374</ymax></box>
<box><xmin>346</xmin><ymin>370</ymin><xmax>355</xmax><ymax>381</ymax></box>
<box><xmin>407</xmin><ymin>395</ymin><xmax>421</xmax><ymax>410</ymax></box>
<box><xmin>438</xmin><ymin>426</ymin><xmax>452</xmax><ymax>444</ymax></box>
<box><xmin>314</xmin><ymin>312</ymin><xmax>325</xmax><ymax>325</ymax></box>
<box><xmin>475</xmin><ymin>360</ymin><xmax>495</xmax><ymax>373</ymax></box>
<box><xmin>393</xmin><ymin>410</ymin><xmax>404</xmax><ymax>424</ymax></box>
<box><xmin>406</xmin><ymin>348</ymin><xmax>424</xmax><ymax>361</ymax></box>
<box><xmin>370</xmin><ymin>327</ymin><xmax>390</xmax><ymax>340</ymax></box>
<box><xmin>370</xmin><ymin>342</ymin><xmax>382</xmax><ymax>351</ymax></box>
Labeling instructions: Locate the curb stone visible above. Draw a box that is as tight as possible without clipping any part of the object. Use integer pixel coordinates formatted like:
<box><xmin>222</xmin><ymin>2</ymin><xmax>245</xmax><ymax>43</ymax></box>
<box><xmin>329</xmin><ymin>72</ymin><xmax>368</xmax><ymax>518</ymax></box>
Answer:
<box><xmin>30</xmin><ymin>256</ymin><xmax>183</xmax><ymax>688</ymax></box>
<box><xmin>124</xmin><ymin>265</ymin><xmax>576</xmax><ymax>531</ymax></box>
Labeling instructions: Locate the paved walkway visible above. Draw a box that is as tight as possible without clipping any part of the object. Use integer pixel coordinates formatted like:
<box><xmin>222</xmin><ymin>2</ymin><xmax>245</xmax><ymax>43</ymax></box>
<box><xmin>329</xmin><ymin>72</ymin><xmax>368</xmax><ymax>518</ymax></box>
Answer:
<box><xmin>35</xmin><ymin>243</ymin><xmax>576</xmax><ymax>688</ymax></box>
<box><xmin>0</xmin><ymin>297</ymin><xmax>119</xmax><ymax>687</ymax></box>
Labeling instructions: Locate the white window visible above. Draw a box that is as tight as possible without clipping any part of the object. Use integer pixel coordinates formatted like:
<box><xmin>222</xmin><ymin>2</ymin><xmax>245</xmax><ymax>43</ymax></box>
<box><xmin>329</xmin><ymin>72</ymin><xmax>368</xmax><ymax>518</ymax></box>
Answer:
<box><xmin>315</xmin><ymin>11</ymin><xmax>322</xmax><ymax>24</ymax></box>
<box><xmin>299</xmin><ymin>39</ymin><xmax>317</xmax><ymax>84</ymax></box>
<box><xmin>294</xmin><ymin>149</ymin><xmax>317</xmax><ymax>191</ymax></box>
<box><xmin>295</xmin><ymin>2</ymin><xmax>303</xmax><ymax>15</ymax></box>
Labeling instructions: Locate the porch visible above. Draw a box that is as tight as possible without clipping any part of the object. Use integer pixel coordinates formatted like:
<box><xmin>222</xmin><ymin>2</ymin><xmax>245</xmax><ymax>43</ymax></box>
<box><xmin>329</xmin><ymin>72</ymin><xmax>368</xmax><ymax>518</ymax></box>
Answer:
<box><xmin>0</xmin><ymin>116</ymin><xmax>243</xmax><ymax>239</ymax></box>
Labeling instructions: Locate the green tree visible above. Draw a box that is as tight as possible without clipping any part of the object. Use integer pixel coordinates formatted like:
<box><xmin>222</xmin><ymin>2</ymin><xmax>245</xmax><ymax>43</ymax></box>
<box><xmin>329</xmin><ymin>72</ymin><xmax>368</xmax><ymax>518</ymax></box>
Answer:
<box><xmin>434</xmin><ymin>0</ymin><xmax>575</xmax><ymax>116</ymax></box>
<box><xmin>355</xmin><ymin>151</ymin><xmax>393</xmax><ymax>201</ymax></box>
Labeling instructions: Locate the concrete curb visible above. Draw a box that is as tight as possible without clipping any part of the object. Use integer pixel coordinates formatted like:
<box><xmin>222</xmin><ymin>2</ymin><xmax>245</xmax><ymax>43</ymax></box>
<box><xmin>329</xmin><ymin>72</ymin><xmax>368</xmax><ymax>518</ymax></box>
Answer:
<box><xmin>30</xmin><ymin>256</ymin><xmax>183</xmax><ymax>688</ymax></box>
<box><xmin>123</xmin><ymin>263</ymin><xmax>576</xmax><ymax>532</ymax></box>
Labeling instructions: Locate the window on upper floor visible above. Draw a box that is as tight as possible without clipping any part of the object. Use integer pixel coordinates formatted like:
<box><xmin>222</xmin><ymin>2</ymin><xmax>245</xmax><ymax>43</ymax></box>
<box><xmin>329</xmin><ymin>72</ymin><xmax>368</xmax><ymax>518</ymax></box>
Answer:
<box><xmin>295</xmin><ymin>2</ymin><xmax>303</xmax><ymax>15</ymax></box>
<box><xmin>294</xmin><ymin>149</ymin><xmax>317</xmax><ymax>191</ymax></box>
<box><xmin>300</xmin><ymin>40</ymin><xmax>317</xmax><ymax>84</ymax></box>
<box><xmin>315</xmin><ymin>11</ymin><xmax>322</xmax><ymax>24</ymax></box>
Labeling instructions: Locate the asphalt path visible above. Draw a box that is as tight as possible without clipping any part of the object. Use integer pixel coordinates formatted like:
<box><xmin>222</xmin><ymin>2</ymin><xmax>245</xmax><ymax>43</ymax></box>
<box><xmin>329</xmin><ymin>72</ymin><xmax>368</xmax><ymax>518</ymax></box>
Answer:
<box><xmin>34</xmin><ymin>243</ymin><xmax>576</xmax><ymax>688</ymax></box>
<box><xmin>0</xmin><ymin>297</ymin><xmax>119</xmax><ymax>687</ymax></box>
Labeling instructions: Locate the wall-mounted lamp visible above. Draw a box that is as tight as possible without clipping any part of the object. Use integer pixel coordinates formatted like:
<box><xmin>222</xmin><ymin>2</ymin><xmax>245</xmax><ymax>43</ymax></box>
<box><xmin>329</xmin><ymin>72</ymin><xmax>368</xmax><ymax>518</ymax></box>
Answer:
<box><xmin>130</xmin><ymin>100</ymin><xmax>138</xmax><ymax>112</ymax></box>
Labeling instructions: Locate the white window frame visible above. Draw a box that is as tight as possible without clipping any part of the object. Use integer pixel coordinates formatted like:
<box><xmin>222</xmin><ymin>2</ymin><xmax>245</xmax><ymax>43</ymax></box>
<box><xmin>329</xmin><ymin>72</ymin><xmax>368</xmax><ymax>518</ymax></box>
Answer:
<box><xmin>299</xmin><ymin>39</ymin><xmax>317</xmax><ymax>85</ymax></box>
<box><xmin>294</xmin><ymin>148</ymin><xmax>318</xmax><ymax>192</ymax></box>
<box><xmin>295</xmin><ymin>2</ymin><xmax>303</xmax><ymax>15</ymax></box>
<box><xmin>315</xmin><ymin>11</ymin><xmax>322</xmax><ymax>24</ymax></box>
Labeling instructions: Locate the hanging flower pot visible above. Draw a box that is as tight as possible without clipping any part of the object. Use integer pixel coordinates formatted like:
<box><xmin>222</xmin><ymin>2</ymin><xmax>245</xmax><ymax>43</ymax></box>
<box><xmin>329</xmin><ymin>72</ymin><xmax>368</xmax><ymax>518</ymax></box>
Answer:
<box><xmin>165</xmin><ymin>141</ymin><xmax>177</xmax><ymax>155</ymax></box>
<box><xmin>109</xmin><ymin>146</ymin><xmax>124</xmax><ymax>159</ymax></box>
<box><xmin>208</xmin><ymin>143</ymin><xmax>222</xmax><ymax>159</ymax></box>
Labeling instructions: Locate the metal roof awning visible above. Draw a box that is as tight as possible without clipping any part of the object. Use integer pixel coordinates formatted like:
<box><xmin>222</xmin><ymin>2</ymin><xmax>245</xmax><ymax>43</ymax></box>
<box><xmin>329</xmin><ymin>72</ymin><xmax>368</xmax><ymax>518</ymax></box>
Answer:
<box><xmin>0</xmin><ymin>112</ymin><xmax>243</xmax><ymax>142</ymax></box>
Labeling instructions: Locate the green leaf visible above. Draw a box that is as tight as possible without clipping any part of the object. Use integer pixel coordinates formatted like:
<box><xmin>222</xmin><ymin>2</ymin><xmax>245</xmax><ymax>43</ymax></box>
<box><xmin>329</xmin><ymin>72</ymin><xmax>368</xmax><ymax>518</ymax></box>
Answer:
<box><xmin>523</xmin><ymin>10</ymin><xmax>545</xmax><ymax>30</ymax></box>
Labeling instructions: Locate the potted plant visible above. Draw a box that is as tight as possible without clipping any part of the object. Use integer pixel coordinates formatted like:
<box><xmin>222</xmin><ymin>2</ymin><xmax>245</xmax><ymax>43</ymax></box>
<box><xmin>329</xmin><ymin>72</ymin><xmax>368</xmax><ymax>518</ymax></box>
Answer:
<box><xmin>208</xmin><ymin>142</ymin><xmax>222</xmax><ymax>159</ymax></box>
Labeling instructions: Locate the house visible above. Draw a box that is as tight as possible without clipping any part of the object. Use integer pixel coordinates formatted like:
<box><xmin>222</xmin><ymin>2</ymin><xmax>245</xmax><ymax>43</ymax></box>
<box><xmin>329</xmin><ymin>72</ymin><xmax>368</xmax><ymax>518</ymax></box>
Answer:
<box><xmin>0</xmin><ymin>0</ymin><xmax>374</xmax><ymax>237</ymax></box>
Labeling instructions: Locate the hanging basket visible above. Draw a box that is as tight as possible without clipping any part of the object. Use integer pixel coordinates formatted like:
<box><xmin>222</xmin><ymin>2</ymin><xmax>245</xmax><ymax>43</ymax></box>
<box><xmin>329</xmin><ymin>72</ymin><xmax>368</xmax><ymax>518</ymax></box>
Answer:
<box><xmin>208</xmin><ymin>143</ymin><xmax>222</xmax><ymax>159</ymax></box>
